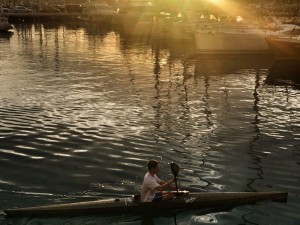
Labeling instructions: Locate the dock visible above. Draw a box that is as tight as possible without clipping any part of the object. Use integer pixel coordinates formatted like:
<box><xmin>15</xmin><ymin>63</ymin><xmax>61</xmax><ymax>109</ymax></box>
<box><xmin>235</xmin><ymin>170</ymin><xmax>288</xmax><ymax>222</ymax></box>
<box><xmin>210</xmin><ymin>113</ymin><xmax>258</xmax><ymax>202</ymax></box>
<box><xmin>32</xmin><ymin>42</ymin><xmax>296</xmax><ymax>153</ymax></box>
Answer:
<box><xmin>3</xmin><ymin>13</ymin><xmax>81</xmax><ymax>22</ymax></box>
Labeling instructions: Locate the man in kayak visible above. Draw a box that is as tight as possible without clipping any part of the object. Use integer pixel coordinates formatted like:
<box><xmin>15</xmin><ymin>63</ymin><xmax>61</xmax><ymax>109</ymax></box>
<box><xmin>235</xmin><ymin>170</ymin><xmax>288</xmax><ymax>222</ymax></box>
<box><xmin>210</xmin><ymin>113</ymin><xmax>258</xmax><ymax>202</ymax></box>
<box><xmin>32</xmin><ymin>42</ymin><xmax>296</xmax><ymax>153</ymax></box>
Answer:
<box><xmin>140</xmin><ymin>160</ymin><xmax>175</xmax><ymax>202</ymax></box>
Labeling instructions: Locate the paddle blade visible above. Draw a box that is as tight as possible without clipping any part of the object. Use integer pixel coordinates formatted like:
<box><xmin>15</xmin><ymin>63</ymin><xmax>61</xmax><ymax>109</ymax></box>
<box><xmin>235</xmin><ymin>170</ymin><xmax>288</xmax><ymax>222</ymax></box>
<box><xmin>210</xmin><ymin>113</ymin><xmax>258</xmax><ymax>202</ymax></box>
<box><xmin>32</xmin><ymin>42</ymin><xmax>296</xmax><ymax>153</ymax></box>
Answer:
<box><xmin>170</xmin><ymin>162</ymin><xmax>180</xmax><ymax>177</ymax></box>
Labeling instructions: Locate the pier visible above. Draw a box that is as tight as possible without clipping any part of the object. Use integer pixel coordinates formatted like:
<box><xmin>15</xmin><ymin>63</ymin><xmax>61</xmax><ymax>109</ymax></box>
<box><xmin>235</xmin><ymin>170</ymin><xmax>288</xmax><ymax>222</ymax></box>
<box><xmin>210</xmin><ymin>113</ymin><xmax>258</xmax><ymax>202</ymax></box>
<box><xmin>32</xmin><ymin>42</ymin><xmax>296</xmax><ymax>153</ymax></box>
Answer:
<box><xmin>3</xmin><ymin>13</ymin><xmax>81</xmax><ymax>22</ymax></box>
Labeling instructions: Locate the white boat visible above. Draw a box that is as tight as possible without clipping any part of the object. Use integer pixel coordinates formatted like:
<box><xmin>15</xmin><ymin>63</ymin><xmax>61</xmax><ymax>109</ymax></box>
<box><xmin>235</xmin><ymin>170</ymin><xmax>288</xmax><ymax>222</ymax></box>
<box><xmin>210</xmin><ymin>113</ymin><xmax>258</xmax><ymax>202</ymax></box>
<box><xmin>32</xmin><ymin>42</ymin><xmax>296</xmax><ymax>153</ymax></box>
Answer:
<box><xmin>263</xmin><ymin>16</ymin><xmax>300</xmax><ymax>36</ymax></box>
<box><xmin>152</xmin><ymin>14</ymin><xmax>195</xmax><ymax>40</ymax></box>
<box><xmin>79</xmin><ymin>1</ymin><xmax>115</xmax><ymax>23</ymax></box>
<box><xmin>0</xmin><ymin>14</ymin><xmax>13</xmax><ymax>31</ymax></box>
<box><xmin>113</xmin><ymin>0</ymin><xmax>156</xmax><ymax>37</ymax></box>
<box><xmin>194</xmin><ymin>16</ymin><xmax>272</xmax><ymax>54</ymax></box>
<box><xmin>151</xmin><ymin>18</ymin><xmax>169</xmax><ymax>39</ymax></box>
<box><xmin>171</xmin><ymin>20</ymin><xmax>195</xmax><ymax>40</ymax></box>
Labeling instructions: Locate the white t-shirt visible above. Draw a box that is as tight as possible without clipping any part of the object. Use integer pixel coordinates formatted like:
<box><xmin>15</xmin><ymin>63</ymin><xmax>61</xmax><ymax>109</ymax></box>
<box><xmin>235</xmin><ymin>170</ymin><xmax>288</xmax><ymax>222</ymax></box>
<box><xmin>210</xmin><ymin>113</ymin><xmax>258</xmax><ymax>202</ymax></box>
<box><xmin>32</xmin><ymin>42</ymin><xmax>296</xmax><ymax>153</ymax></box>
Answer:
<box><xmin>140</xmin><ymin>172</ymin><xmax>161</xmax><ymax>202</ymax></box>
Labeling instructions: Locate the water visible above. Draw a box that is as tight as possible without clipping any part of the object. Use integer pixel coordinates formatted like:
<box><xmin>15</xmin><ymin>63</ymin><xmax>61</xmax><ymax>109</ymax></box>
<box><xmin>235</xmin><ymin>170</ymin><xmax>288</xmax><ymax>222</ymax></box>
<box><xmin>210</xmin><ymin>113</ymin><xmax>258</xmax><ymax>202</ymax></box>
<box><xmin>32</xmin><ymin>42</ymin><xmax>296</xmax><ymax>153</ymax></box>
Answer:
<box><xmin>0</xmin><ymin>22</ymin><xmax>300</xmax><ymax>224</ymax></box>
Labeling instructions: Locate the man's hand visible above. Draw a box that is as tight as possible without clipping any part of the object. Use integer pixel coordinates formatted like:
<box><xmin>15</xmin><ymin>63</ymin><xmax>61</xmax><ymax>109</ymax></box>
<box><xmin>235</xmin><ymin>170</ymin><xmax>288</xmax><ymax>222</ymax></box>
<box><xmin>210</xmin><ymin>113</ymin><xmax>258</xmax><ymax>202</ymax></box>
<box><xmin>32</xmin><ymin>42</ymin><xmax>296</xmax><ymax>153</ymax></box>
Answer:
<box><xmin>156</xmin><ymin>178</ymin><xmax>175</xmax><ymax>191</ymax></box>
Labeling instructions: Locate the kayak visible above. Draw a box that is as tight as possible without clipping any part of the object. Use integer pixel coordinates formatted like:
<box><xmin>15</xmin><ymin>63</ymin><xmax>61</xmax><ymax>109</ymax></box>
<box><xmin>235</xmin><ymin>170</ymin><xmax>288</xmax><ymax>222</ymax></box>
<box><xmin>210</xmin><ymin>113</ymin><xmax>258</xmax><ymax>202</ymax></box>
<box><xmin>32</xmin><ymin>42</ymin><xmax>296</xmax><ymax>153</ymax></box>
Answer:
<box><xmin>3</xmin><ymin>191</ymin><xmax>287</xmax><ymax>217</ymax></box>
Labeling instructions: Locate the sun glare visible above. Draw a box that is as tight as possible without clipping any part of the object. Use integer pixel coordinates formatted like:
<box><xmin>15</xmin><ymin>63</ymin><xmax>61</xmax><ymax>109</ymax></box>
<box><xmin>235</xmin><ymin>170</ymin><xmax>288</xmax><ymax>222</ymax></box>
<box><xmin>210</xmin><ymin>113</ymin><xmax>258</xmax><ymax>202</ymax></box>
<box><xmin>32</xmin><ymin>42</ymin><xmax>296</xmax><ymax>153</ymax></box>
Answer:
<box><xmin>205</xmin><ymin>0</ymin><xmax>252</xmax><ymax>21</ymax></box>
<box><xmin>208</xmin><ymin>0</ymin><xmax>223</xmax><ymax>4</ymax></box>
<box><xmin>206</xmin><ymin>0</ymin><xmax>236</xmax><ymax>13</ymax></box>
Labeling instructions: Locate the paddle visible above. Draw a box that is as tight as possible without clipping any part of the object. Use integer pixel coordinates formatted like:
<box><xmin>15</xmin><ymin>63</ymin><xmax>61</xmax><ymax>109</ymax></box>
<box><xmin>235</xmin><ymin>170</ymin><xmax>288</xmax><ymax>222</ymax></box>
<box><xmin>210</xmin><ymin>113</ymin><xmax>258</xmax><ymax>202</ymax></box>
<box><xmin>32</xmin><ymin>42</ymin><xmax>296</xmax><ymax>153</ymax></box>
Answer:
<box><xmin>170</xmin><ymin>162</ymin><xmax>180</xmax><ymax>195</ymax></box>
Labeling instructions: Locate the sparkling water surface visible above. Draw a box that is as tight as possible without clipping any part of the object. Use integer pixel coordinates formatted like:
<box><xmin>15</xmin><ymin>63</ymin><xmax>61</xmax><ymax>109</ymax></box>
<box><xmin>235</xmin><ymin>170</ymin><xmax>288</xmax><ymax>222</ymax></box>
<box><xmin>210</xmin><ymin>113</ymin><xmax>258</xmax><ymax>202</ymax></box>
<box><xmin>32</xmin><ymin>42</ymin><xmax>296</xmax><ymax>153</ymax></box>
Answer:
<box><xmin>0</xmin><ymin>22</ymin><xmax>299</xmax><ymax>225</ymax></box>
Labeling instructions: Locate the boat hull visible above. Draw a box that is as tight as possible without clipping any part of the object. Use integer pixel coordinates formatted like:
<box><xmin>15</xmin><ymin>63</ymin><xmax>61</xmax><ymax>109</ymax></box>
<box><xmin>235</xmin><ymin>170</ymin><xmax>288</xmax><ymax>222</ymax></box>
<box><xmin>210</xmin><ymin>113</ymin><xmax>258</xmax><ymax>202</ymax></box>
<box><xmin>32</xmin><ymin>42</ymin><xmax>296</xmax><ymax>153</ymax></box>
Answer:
<box><xmin>0</xmin><ymin>23</ymin><xmax>13</xmax><ymax>31</ymax></box>
<box><xmin>194</xmin><ymin>32</ymin><xmax>271</xmax><ymax>54</ymax></box>
<box><xmin>265</xmin><ymin>37</ymin><xmax>300</xmax><ymax>59</ymax></box>
<box><xmin>0</xmin><ymin>15</ymin><xmax>13</xmax><ymax>31</ymax></box>
<box><xmin>78</xmin><ymin>2</ymin><xmax>115</xmax><ymax>24</ymax></box>
<box><xmin>78</xmin><ymin>14</ymin><xmax>114</xmax><ymax>23</ymax></box>
<box><xmin>3</xmin><ymin>192</ymin><xmax>287</xmax><ymax>217</ymax></box>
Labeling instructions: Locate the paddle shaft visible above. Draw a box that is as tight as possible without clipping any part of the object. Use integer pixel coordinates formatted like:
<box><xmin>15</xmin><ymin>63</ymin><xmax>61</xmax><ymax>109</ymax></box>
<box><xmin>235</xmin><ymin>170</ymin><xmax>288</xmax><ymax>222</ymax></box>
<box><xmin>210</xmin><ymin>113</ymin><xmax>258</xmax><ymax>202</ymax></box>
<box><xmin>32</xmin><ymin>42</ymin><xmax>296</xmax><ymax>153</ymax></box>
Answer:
<box><xmin>170</xmin><ymin>162</ymin><xmax>180</xmax><ymax>195</ymax></box>
<box><xmin>174</xmin><ymin>176</ymin><xmax>179</xmax><ymax>195</ymax></box>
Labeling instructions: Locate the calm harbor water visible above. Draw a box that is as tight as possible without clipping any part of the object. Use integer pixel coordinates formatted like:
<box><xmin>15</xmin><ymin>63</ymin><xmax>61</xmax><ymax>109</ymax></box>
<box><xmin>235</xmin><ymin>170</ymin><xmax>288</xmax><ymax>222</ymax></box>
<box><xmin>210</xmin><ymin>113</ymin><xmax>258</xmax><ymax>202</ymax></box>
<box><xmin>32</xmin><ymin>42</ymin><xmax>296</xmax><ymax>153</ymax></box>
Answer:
<box><xmin>0</xmin><ymin>22</ymin><xmax>300</xmax><ymax>225</ymax></box>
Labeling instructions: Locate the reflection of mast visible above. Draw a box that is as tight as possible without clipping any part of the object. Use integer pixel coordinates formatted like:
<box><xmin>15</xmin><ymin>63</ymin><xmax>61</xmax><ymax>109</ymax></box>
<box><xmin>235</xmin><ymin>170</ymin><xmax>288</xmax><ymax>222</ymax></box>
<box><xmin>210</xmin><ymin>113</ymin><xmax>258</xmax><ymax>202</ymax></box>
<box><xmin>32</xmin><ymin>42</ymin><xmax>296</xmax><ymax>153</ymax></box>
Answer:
<box><xmin>153</xmin><ymin>42</ymin><xmax>193</xmax><ymax>151</ymax></box>
<box><xmin>54</xmin><ymin>26</ymin><xmax>60</xmax><ymax>71</ymax></box>
<box><xmin>153</xmin><ymin>42</ymin><xmax>163</xmax><ymax>130</ymax></box>
<box><xmin>203</xmin><ymin>75</ymin><xmax>213</xmax><ymax>131</ymax></box>
<box><xmin>121</xmin><ymin>48</ymin><xmax>142</xmax><ymax>108</ymax></box>
<box><xmin>175</xmin><ymin>57</ymin><xmax>191</xmax><ymax>145</ymax></box>
<box><xmin>198</xmin><ymin>74</ymin><xmax>213</xmax><ymax>189</ymax></box>
<box><xmin>247</xmin><ymin>71</ymin><xmax>264</xmax><ymax>192</ymax></box>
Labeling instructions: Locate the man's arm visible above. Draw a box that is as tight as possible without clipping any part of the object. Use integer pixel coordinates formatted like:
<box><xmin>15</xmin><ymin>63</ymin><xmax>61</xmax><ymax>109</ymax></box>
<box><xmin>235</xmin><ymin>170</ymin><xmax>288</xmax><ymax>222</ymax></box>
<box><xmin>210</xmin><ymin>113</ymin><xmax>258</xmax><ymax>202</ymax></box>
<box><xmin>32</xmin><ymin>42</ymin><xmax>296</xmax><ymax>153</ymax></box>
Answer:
<box><xmin>155</xmin><ymin>178</ymin><xmax>175</xmax><ymax>191</ymax></box>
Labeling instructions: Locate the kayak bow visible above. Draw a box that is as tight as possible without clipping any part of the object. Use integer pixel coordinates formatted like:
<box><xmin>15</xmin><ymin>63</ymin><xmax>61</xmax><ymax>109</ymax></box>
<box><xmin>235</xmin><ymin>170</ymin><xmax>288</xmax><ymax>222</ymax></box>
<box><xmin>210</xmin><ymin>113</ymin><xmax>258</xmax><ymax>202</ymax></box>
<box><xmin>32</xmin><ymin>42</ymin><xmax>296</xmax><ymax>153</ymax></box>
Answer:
<box><xmin>3</xmin><ymin>191</ymin><xmax>287</xmax><ymax>217</ymax></box>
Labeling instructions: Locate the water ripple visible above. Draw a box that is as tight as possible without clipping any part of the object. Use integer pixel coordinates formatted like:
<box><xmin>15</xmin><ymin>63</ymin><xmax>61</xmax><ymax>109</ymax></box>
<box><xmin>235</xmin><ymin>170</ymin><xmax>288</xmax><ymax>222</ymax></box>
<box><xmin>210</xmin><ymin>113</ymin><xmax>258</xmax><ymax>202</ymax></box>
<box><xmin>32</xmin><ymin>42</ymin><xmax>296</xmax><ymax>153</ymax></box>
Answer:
<box><xmin>1</xmin><ymin>23</ymin><xmax>300</xmax><ymax>225</ymax></box>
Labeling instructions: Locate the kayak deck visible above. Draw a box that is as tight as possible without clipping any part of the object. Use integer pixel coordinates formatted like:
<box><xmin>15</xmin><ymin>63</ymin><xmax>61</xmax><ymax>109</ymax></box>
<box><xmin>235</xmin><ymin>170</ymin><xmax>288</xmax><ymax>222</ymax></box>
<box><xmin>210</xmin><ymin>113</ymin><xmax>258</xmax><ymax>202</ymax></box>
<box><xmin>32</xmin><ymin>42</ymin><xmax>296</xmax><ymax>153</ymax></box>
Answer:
<box><xmin>3</xmin><ymin>191</ymin><xmax>287</xmax><ymax>217</ymax></box>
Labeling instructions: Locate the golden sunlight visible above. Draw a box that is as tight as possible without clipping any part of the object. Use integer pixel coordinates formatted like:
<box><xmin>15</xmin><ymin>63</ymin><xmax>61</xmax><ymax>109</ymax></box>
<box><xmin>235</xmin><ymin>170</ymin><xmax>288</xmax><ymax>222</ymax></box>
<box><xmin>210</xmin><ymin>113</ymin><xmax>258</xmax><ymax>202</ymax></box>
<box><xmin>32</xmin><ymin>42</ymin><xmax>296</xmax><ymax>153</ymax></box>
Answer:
<box><xmin>204</xmin><ymin>0</ymin><xmax>253</xmax><ymax>21</ymax></box>
<box><xmin>205</xmin><ymin>0</ymin><xmax>238</xmax><ymax>14</ymax></box>
<box><xmin>207</xmin><ymin>0</ymin><xmax>223</xmax><ymax>4</ymax></box>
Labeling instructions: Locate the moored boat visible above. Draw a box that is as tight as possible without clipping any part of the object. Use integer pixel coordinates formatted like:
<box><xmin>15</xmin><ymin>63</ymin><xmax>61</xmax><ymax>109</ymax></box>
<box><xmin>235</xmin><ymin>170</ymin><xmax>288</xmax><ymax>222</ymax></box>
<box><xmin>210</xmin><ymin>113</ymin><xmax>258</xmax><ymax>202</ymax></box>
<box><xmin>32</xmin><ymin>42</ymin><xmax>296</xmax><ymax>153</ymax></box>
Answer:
<box><xmin>265</xmin><ymin>35</ymin><xmax>300</xmax><ymax>59</ymax></box>
<box><xmin>151</xmin><ymin>12</ymin><xmax>196</xmax><ymax>40</ymax></box>
<box><xmin>194</xmin><ymin>15</ymin><xmax>271</xmax><ymax>54</ymax></box>
<box><xmin>0</xmin><ymin>14</ymin><xmax>13</xmax><ymax>31</ymax></box>
<box><xmin>79</xmin><ymin>1</ymin><xmax>115</xmax><ymax>23</ymax></box>
<box><xmin>113</xmin><ymin>0</ymin><xmax>156</xmax><ymax>37</ymax></box>
<box><xmin>3</xmin><ymin>191</ymin><xmax>287</xmax><ymax>217</ymax></box>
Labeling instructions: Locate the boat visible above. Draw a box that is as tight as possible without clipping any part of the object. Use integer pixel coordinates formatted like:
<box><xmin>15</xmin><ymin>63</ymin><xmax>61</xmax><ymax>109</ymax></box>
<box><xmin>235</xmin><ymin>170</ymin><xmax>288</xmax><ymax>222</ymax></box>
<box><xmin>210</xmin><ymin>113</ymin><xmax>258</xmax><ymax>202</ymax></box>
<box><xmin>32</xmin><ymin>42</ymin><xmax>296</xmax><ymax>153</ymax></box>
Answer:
<box><xmin>265</xmin><ymin>35</ymin><xmax>300</xmax><ymax>59</ymax></box>
<box><xmin>113</xmin><ymin>0</ymin><xmax>156</xmax><ymax>37</ymax></box>
<box><xmin>170</xmin><ymin>19</ymin><xmax>195</xmax><ymax>41</ymax></box>
<box><xmin>0</xmin><ymin>30</ymin><xmax>13</xmax><ymax>39</ymax></box>
<box><xmin>264</xmin><ymin>16</ymin><xmax>300</xmax><ymax>37</ymax></box>
<box><xmin>151</xmin><ymin>12</ymin><xmax>196</xmax><ymax>40</ymax></box>
<box><xmin>3</xmin><ymin>191</ymin><xmax>287</xmax><ymax>217</ymax></box>
<box><xmin>151</xmin><ymin>14</ymin><xmax>172</xmax><ymax>39</ymax></box>
<box><xmin>0</xmin><ymin>14</ymin><xmax>13</xmax><ymax>31</ymax></box>
<box><xmin>194</xmin><ymin>15</ymin><xmax>272</xmax><ymax>54</ymax></box>
<box><xmin>79</xmin><ymin>1</ymin><xmax>115</xmax><ymax>23</ymax></box>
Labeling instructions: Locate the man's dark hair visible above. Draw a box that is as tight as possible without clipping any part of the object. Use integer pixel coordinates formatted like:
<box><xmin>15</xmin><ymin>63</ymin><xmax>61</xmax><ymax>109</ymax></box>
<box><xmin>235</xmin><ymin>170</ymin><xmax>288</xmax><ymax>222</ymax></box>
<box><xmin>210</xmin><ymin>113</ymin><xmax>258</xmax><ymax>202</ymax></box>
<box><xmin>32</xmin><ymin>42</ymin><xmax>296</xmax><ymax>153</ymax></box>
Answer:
<box><xmin>147</xmin><ymin>160</ymin><xmax>158</xmax><ymax>171</ymax></box>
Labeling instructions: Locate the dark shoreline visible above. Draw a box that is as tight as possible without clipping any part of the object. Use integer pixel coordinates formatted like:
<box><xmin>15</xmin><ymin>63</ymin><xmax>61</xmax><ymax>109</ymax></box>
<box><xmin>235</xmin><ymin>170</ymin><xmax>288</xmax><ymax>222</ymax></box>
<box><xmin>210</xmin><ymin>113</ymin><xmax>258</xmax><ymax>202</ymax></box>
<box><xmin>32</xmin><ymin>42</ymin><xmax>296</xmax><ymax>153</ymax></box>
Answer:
<box><xmin>3</xmin><ymin>13</ymin><xmax>81</xmax><ymax>22</ymax></box>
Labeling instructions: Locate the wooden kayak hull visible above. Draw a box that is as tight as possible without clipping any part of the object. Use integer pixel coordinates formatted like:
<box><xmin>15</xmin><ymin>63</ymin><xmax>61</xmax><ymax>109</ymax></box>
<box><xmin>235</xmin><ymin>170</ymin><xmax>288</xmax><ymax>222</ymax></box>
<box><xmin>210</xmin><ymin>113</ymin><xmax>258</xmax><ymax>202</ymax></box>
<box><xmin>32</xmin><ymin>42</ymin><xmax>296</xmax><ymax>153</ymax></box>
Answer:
<box><xmin>3</xmin><ymin>192</ymin><xmax>287</xmax><ymax>217</ymax></box>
